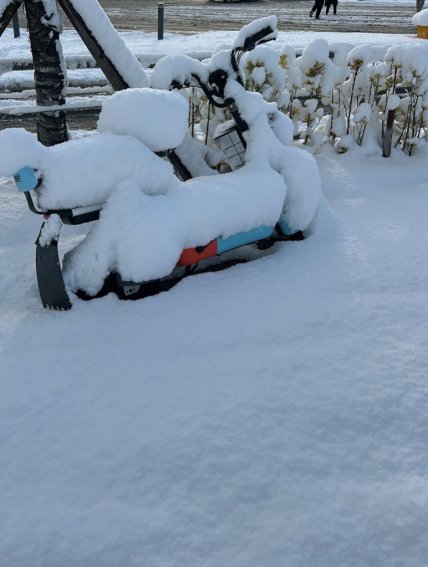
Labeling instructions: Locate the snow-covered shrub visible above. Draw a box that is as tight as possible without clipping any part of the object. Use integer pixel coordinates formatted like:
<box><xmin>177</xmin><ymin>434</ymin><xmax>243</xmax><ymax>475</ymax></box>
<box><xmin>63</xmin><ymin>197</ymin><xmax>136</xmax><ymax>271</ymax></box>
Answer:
<box><xmin>382</xmin><ymin>45</ymin><xmax>428</xmax><ymax>154</ymax></box>
<box><xmin>154</xmin><ymin>37</ymin><xmax>427</xmax><ymax>158</ymax></box>
<box><xmin>241</xmin><ymin>45</ymin><xmax>286</xmax><ymax>102</ymax></box>
<box><xmin>295</xmin><ymin>40</ymin><xmax>336</xmax><ymax>99</ymax></box>
<box><xmin>290</xmin><ymin>41</ymin><xmax>428</xmax><ymax>155</ymax></box>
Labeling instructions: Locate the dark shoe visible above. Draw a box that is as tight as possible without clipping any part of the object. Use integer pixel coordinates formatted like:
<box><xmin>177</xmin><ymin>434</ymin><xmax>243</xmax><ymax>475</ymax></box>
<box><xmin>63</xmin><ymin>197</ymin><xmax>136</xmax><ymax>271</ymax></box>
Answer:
<box><xmin>309</xmin><ymin>10</ymin><xmax>313</xmax><ymax>17</ymax></box>
<box><xmin>315</xmin><ymin>16</ymin><xmax>320</xmax><ymax>19</ymax></box>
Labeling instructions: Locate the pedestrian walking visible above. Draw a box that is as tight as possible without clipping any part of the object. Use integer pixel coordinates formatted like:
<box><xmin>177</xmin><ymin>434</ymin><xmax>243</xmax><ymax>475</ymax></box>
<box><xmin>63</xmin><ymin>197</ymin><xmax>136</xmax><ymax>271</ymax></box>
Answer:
<box><xmin>325</xmin><ymin>0</ymin><xmax>338</xmax><ymax>15</ymax></box>
<box><xmin>309</xmin><ymin>0</ymin><xmax>324</xmax><ymax>19</ymax></box>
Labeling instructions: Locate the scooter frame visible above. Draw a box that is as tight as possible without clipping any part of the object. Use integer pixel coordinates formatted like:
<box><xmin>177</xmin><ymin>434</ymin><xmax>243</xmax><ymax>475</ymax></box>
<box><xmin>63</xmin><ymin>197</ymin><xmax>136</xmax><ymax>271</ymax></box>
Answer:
<box><xmin>14</xmin><ymin>20</ymin><xmax>303</xmax><ymax>310</ymax></box>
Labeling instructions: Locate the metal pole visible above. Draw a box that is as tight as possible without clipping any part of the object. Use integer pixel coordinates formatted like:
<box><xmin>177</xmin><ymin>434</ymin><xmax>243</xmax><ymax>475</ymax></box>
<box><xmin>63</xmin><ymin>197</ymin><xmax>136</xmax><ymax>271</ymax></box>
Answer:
<box><xmin>383</xmin><ymin>109</ymin><xmax>395</xmax><ymax>158</ymax></box>
<box><xmin>12</xmin><ymin>11</ymin><xmax>20</xmax><ymax>37</ymax></box>
<box><xmin>158</xmin><ymin>2</ymin><xmax>164</xmax><ymax>40</ymax></box>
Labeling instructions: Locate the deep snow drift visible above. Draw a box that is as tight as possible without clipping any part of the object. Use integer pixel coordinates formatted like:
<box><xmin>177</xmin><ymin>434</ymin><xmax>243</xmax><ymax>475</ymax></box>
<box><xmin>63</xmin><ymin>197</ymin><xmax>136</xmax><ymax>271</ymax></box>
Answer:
<box><xmin>1</xmin><ymin>22</ymin><xmax>428</xmax><ymax>567</ymax></box>
<box><xmin>1</xmin><ymin>143</ymin><xmax>427</xmax><ymax>567</ymax></box>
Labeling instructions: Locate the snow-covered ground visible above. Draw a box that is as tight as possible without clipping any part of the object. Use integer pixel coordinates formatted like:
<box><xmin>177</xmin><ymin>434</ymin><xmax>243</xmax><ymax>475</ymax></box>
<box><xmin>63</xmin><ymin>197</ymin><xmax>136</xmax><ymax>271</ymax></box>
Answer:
<box><xmin>1</xmin><ymin>25</ymin><xmax>425</xmax><ymax>108</ymax></box>
<box><xmin>0</xmin><ymin>25</ymin><xmax>424</xmax><ymax>67</ymax></box>
<box><xmin>1</xmin><ymin>24</ymin><xmax>428</xmax><ymax>567</ymax></box>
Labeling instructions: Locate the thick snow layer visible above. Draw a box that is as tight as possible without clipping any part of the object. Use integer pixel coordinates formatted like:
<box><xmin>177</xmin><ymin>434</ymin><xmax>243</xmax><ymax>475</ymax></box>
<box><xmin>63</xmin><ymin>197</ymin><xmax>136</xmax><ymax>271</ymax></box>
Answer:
<box><xmin>64</xmin><ymin>0</ymin><xmax>150</xmax><ymax>88</ymax></box>
<box><xmin>150</xmin><ymin>54</ymin><xmax>208</xmax><ymax>91</ymax></box>
<box><xmin>0</xmin><ymin>128</ymin><xmax>44</xmax><ymax>176</ymax></box>
<box><xmin>97</xmin><ymin>88</ymin><xmax>188</xmax><ymax>152</ymax></box>
<box><xmin>1</xmin><ymin>24</ymin><xmax>428</xmax><ymax>567</ymax></box>
<box><xmin>233</xmin><ymin>15</ymin><xmax>278</xmax><ymax>49</ymax></box>
<box><xmin>0</xmin><ymin>19</ymin><xmax>322</xmax><ymax>293</ymax></box>
<box><xmin>225</xmin><ymin>82</ymin><xmax>321</xmax><ymax>233</ymax></box>
<box><xmin>413</xmin><ymin>8</ymin><xmax>428</xmax><ymax>26</ymax></box>
<box><xmin>0</xmin><ymin>129</ymin><xmax>177</xmax><ymax>209</ymax></box>
<box><xmin>63</xmin><ymin>164</ymin><xmax>286</xmax><ymax>294</ymax></box>
<box><xmin>61</xmin><ymin>80</ymin><xmax>300</xmax><ymax>293</ymax></box>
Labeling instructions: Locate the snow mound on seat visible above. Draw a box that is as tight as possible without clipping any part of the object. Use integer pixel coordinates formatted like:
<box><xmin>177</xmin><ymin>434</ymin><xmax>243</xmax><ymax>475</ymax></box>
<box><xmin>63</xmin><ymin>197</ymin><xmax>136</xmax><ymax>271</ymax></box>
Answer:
<box><xmin>97</xmin><ymin>88</ymin><xmax>189</xmax><ymax>152</ymax></box>
<box><xmin>37</xmin><ymin>133</ymin><xmax>178</xmax><ymax>210</ymax></box>
<box><xmin>0</xmin><ymin>128</ymin><xmax>178</xmax><ymax>210</ymax></box>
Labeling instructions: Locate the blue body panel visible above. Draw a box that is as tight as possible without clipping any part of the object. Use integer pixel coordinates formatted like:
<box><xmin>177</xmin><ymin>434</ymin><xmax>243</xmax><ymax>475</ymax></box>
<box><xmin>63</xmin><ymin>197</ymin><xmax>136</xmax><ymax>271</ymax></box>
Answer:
<box><xmin>217</xmin><ymin>226</ymin><xmax>274</xmax><ymax>254</ymax></box>
<box><xmin>278</xmin><ymin>220</ymin><xmax>295</xmax><ymax>236</ymax></box>
<box><xmin>14</xmin><ymin>167</ymin><xmax>39</xmax><ymax>192</ymax></box>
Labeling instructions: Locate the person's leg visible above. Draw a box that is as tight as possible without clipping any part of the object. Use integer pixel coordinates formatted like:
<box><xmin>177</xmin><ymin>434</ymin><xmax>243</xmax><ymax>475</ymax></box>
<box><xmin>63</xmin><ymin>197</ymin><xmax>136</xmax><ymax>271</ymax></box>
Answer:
<box><xmin>309</xmin><ymin>2</ymin><xmax>317</xmax><ymax>16</ymax></box>
<box><xmin>315</xmin><ymin>0</ymin><xmax>323</xmax><ymax>18</ymax></box>
<box><xmin>326</xmin><ymin>2</ymin><xmax>330</xmax><ymax>15</ymax></box>
<box><xmin>333</xmin><ymin>0</ymin><xmax>337</xmax><ymax>14</ymax></box>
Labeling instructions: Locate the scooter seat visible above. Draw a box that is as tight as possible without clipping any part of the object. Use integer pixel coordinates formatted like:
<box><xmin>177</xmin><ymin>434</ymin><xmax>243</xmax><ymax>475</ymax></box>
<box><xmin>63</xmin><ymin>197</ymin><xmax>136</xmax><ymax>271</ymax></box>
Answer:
<box><xmin>97</xmin><ymin>87</ymin><xmax>189</xmax><ymax>153</ymax></box>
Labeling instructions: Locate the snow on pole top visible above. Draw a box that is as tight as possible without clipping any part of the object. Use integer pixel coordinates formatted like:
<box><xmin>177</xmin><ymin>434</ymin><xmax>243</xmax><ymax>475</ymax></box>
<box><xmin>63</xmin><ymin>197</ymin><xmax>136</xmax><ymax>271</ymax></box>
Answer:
<box><xmin>66</xmin><ymin>0</ymin><xmax>150</xmax><ymax>88</ymax></box>
<box><xmin>412</xmin><ymin>9</ymin><xmax>428</xmax><ymax>26</ymax></box>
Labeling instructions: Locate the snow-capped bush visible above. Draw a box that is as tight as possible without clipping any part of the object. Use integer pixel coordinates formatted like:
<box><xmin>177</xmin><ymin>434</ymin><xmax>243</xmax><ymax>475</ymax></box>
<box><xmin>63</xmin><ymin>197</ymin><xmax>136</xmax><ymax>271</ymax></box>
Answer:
<box><xmin>180</xmin><ymin>38</ymin><xmax>428</xmax><ymax>157</ymax></box>
<box><xmin>274</xmin><ymin>40</ymin><xmax>428</xmax><ymax>155</ymax></box>
<box><xmin>241</xmin><ymin>45</ymin><xmax>286</xmax><ymax>102</ymax></box>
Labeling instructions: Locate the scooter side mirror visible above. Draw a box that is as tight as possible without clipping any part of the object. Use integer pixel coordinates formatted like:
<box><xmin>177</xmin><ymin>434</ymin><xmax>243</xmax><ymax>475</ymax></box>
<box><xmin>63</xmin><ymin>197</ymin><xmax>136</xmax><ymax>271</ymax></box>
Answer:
<box><xmin>242</xmin><ymin>25</ymin><xmax>276</xmax><ymax>51</ymax></box>
<box><xmin>233</xmin><ymin>16</ymin><xmax>278</xmax><ymax>52</ymax></box>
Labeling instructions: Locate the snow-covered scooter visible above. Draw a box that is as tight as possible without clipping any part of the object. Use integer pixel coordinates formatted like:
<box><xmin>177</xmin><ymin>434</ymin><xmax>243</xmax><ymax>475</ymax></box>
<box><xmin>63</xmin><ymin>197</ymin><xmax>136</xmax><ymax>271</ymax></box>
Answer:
<box><xmin>5</xmin><ymin>16</ymin><xmax>321</xmax><ymax>310</ymax></box>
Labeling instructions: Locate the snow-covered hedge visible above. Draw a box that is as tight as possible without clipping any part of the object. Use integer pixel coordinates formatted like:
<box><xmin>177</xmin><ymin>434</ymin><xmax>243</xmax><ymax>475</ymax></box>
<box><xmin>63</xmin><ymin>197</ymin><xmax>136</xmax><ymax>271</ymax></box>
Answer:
<box><xmin>188</xmin><ymin>40</ymin><xmax>428</xmax><ymax>156</ymax></box>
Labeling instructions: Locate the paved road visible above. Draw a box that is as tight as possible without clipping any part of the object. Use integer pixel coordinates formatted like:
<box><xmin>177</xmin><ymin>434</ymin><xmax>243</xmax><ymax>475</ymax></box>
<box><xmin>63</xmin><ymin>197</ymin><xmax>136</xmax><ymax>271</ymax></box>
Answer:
<box><xmin>96</xmin><ymin>0</ymin><xmax>415</xmax><ymax>34</ymax></box>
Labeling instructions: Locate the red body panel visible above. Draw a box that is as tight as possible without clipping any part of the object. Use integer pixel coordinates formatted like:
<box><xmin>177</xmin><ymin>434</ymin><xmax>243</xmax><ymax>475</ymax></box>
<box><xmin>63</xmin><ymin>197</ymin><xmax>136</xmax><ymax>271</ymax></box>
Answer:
<box><xmin>178</xmin><ymin>240</ymin><xmax>218</xmax><ymax>266</ymax></box>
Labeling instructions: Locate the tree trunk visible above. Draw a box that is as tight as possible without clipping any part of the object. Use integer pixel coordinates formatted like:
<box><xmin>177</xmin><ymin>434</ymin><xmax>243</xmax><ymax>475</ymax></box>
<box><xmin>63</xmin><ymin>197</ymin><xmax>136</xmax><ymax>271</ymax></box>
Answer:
<box><xmin>24</xmin><ymin>0</ymin><xmax>68</xmax><ymax>146</ymax></box>
<box><xmin>417</xmin><ymin>0</ymin><xmax>425</xmax><ymax>12</ymax></box>
<box><xmin>0</xmin><ymin>0</ymin><xmax>24</xmax><ymax>37</ymax></box>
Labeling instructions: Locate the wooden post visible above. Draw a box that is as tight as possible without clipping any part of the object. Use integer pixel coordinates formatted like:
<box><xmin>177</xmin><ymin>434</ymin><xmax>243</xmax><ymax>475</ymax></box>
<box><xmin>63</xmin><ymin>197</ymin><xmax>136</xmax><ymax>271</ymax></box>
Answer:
<box><xmin>24</xmin><ymin>0</ymin><xmax>68</xmax><ymax>146</ymax></box>
<box><xmin>158</xmin><ymin>3</ymin><xmax>164</xmax><ymax>40</ymax></box>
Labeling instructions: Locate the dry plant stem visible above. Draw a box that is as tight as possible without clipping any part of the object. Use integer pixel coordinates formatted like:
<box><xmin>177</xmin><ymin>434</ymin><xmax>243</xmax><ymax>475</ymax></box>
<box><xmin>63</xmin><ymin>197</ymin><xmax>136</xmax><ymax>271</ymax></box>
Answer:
<box><xmin>205</xmin><ymin>101</ymin><xmax>211</xmax><ymax>145</ymax></box>
<box><xmin>347</xmin><ymin>67</ymin><xmax>360</xmax><ymax>135</ymax></box>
